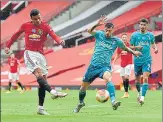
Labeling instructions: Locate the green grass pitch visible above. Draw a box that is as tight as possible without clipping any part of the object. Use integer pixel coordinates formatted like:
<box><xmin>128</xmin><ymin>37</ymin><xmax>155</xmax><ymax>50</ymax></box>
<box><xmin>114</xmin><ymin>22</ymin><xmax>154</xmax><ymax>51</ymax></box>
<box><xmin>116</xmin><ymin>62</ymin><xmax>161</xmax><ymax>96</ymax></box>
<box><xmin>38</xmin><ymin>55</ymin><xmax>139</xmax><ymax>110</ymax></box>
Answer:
<box><xmin>1</xmin><ymin>90</ymin><xmax>162</xmax><ymax>122</ymax></box>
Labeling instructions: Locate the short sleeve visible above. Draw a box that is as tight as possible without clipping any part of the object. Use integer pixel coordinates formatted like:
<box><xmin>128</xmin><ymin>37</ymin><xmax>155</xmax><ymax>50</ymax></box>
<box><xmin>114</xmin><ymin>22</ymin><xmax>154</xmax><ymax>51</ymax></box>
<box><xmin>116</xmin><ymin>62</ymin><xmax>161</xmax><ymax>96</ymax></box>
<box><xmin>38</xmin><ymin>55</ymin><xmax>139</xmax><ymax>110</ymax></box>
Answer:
<box><xmin>130</xmin><ymin>33</ymin><xmax>136</xmax><ymax>46</ymax></box>
<box><xmin>150</xmin><ymin>33</ymin><xmax>155</xmax><ymax>44</ymax></box>
<box><xmin>93</xmin><ymin>30</ymin><xmax>102</xmax><ymax>38</ymax></box>
<box><xmin>117</xmin><ymin>38</ymin><xmax>125</xmax><ymax>49</ymax></box>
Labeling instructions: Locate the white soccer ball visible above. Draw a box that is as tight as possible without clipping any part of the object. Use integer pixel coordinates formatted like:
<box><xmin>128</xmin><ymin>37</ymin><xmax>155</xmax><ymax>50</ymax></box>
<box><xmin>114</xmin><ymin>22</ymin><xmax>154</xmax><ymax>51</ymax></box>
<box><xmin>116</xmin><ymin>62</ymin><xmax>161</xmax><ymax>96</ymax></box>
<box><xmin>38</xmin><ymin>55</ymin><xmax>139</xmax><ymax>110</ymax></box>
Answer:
<box><xmin>96</xmin><ymin>89</ymin><xmax>110</xmax><ymax>103</ymax></box>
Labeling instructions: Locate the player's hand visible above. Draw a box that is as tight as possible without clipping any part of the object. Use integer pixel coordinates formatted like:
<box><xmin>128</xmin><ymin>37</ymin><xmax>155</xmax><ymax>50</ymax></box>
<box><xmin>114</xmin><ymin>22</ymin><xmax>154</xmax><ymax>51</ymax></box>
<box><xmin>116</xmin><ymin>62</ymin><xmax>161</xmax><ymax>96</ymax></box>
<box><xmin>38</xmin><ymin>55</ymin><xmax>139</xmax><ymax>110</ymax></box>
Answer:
<box><xmin>5</xmin><ymin>47</ymin><xmax>10</xmax><ymax>54</ymax></box>
<box><xmin>98</xmin><ymin>15</ymin><xmax>107</xmax><ymax>26</ymax></box>
<box><xmin>154</xmin><ymin>48</ymin><xmax>158</xmax><ymax>54</ymax></box>
<box><xmin>133</xmin><ymin>51</ymin><xmax>142</xmax><ymax>57</ymax></box>
<box><xmin>60</xmin><ymin>40</ymin><xmax>65</xmax><ymax>46</ymax></box>
<box><xmin>136</xmin><ymin>46</ymin><xmax>143</xmax><ymax>50</ymax></box>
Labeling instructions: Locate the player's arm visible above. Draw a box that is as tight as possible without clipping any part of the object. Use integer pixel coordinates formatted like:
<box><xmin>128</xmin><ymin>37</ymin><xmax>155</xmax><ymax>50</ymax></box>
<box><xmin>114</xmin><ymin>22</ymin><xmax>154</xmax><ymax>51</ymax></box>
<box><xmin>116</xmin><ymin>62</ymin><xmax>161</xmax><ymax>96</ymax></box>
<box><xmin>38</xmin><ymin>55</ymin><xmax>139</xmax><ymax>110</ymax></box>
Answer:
<box><xmin>5</xmin><ymin>24</ymin><xmax>24</xmax><ymax>54</ymax></box>
<box><xmin>130</xmin><ymin>45</ymin><xmax>143</xmax><ymax>50</ymax></box>
<box><xmin>47</xmin><ymin>24</ymin><xmax>65</xmax><ymax>46</ymax></box>
<box><xmin>129</xmin><ymin>33</ymin><xmax>143</xmax><ymax>50</ymax></box>
<box><xmin>112</xmin><ymin>49</ymin><xmax>120</xmax><ymax>65</ymax></box>
<box><xmin>118</xmin><ymin>40</ymin><xmax>142</xmax><ymax>57</ymax></box>
<box><xmin>151</xmin><ymin>34</ymin><xmax>158</xmax><ymax>54</ymax></box>
<box><xmin>151</xmin><ymin>42</ymin><xmax>158</xmax><ymax>54</ymax></box>
<box><xmin>87</xmin><ymin>15</ymin><xmax>107</xmax><ymax>35</ymax></box>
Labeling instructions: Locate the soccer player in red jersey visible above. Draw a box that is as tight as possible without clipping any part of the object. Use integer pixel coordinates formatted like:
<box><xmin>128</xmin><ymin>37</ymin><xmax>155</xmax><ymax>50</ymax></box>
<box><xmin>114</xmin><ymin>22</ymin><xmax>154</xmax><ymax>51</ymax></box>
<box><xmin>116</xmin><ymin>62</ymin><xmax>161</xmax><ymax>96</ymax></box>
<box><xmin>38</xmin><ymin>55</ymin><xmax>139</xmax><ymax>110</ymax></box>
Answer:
<box><xmin>6</xmin><ymin>53</ymin><xmax>24</xmax><ymax>94</ymax></box>
<box><xmin>112</xmin><ymin>33</ymin><xmax>133</xmax><ymax>98</ymax></box>
<box><xmin>5</xmin><ymin>9</ymin><xmax>67</xmax><ymax>115</ymax></box>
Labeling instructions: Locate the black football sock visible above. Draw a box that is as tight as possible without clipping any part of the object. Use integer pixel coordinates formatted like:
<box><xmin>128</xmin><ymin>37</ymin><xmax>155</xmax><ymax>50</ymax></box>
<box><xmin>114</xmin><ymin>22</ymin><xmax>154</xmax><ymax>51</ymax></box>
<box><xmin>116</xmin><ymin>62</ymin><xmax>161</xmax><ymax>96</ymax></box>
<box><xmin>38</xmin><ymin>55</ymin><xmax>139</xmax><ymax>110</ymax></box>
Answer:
<box><xmin>79</xmin><ymin>90</ymin><xmax>86</xmax><ymax>103</ymax></box>
<box><xmin>136</xmin><ymin>81</ymin><xmax>141</xmax><ymax>93</ymax></box>
<box><xmin>17</xmin><ymin>82</ymin><xmax>24</xmax><ymax>90</ymax></box>
<box><xmin>8</xmin><ymin>82</ymin><xmax>12</xmax><ymax>91</ymax></box>
<box><xmin>124</xmin><ymin>79</ymin><xmax>129</xmax><ymax>92</ymax></box>
<box><xmin>38</xmin><ymin>87</ymin><xmax>46</xmax><ymax>106</ymax></box>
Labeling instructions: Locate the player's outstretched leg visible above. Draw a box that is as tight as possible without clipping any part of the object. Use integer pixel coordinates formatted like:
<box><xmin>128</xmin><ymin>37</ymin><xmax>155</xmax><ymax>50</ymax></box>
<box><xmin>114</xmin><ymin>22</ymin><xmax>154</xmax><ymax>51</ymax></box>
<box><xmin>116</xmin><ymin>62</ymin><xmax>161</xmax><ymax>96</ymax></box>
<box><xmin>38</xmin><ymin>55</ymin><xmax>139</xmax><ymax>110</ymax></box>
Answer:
<box><xmin>37</xmin><ymin>77</ymin><xmax>68</xmax><ymax>99</ymax></box>
<box><xmin>73</xmin><ymin>82</ymin><xmax>89</xmax><ymax>113</ymax></box>
<box><xmin>106</xmin><ymin>81</ymin><xmax>121</xmax><ymax>110</ymax></box>
<box><xmin>73</xmin><ymin>90</ymin><xmax>86</xmax><ymax>113</ymax></box>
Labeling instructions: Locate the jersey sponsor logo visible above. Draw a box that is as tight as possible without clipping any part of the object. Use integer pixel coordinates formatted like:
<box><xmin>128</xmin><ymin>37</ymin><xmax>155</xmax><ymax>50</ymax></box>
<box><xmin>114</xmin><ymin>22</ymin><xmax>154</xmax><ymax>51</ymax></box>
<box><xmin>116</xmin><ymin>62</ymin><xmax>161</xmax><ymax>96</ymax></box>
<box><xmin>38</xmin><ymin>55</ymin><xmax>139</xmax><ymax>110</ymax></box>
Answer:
<box><xmin>29</xmin><ymin>34</ymin><xmax>41</xmax><ymax>41</ymax></box>
<box><xmin>29</xmin><ymin>34</ymin><xmax>41</xmax><ymax>39</ymax></box>
<box><xmin>99</xmin><ymin>41</ymin><xmax>112</xmax><ymax>49</ymax></box>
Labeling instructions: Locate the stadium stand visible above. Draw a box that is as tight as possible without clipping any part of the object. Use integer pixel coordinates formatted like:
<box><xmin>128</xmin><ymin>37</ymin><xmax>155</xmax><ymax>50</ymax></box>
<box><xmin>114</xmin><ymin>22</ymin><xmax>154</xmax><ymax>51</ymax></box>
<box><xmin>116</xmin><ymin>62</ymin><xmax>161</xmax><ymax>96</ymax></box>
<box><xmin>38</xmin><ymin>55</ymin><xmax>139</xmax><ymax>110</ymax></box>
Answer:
<box><xmin>61</xmin><ymin>1</ymin><xmax>161</xmax><ymax>39</ymax></box>
<box><xmin>56</xmin><ymin>1</ymin><xmax>128</xmax><ymax>36</ymax></box>
<box><xmin>1</xmin><ymin>1</ymin><xmax>75</xmax><ymax>45</ymax></box>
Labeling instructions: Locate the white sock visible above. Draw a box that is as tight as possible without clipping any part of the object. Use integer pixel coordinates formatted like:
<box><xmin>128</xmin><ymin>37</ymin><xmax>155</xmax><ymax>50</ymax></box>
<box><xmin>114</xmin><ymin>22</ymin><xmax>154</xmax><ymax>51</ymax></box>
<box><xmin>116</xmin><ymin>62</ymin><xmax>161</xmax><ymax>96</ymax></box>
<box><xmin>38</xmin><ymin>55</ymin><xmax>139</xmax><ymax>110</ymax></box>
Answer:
<box><xmin>140</xmin><ymin>96</ymin><xmax>144</xmax><ymax>101</ymax></box>
<box><xmin>50</xmin><ymin>89</ymin><xmax>57</xmax><ymax>95</ymax></box>
<box><xmin>38</xmin><ymin>106</ymin><xmax>44</xmax><ymax>109</ymax></box>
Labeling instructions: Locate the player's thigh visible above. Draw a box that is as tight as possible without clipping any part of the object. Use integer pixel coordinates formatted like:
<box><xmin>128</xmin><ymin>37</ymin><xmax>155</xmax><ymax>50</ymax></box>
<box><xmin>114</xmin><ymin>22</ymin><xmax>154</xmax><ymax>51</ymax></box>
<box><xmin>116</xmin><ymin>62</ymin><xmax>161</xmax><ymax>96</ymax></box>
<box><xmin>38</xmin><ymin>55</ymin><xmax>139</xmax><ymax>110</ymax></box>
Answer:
<box><xmin>120</xmin><ymin>67</ymin><xmax>125</xmax><ymax>77</ymax></box>
<box><xmin>83</xmin><ymin>66</ymin><xmax>99</xmax><ymax>84</ymax></box>
<box><xmin>134</xmin><ymin>63</ymin><xmax>142</xmax><ymax>77</ymax></box>
<box><xmin>14</xmin><ymin>73</ymin><xmax>19</xmax><ymax>81</ymax></box>
<box><xmin>24</xmin><ymin>50</ymin><xmax>47</xmax><ymax>76</ymax></box>
<box><xmin>125</xmin><ymin>64</ymin><xmax>132</xmax><ymax>76</ymax></box>
<box><xmin>142</xmin><ymin>61</ymin><xmax>152</xmax><ymax>74</ymax></box>
<box><xmin>102</xmin><ymin>71</ymin><xmax>112</xmax><ymax>83</ymax></box>
<box><xmin>8</xmin><ymin>72</ymin><xmax>13</xmax><ymax>80</ymax></box>
<box><xmin>100</xmin><ymin>66</ymin><xmax>112</xmax><ymax>82</ymax></box>
<box><xmin>24</xmin><ymin>50</ymin><xmax>40</xmax><ymax>73</ymax></box>
<box><xmin>39</xmin><ymin>53</ymin><xmax>48</xmax><ymax>75</ymax></box>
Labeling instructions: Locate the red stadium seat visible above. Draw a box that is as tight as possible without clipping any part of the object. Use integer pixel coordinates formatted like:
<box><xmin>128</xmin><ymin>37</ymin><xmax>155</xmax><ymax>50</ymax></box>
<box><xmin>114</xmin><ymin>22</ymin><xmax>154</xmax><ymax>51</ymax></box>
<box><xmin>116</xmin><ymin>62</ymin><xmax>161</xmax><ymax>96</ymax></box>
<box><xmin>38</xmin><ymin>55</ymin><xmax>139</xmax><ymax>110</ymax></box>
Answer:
<box><xmin>1</xmin><ymin>1</ymin><xmax>75</xmax><ymax>45</ymax></box>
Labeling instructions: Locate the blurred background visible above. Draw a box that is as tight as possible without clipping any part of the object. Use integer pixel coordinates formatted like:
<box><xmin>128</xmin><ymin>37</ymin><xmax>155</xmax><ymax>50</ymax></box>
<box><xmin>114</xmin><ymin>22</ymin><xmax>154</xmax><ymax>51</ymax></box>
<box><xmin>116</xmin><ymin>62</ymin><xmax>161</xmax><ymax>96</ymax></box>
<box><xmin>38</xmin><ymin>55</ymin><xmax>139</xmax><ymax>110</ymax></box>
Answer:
<box><xmin>1</xmin><ymin>0</ymin><xmax>162</xmax><ymax>90</ymax></box>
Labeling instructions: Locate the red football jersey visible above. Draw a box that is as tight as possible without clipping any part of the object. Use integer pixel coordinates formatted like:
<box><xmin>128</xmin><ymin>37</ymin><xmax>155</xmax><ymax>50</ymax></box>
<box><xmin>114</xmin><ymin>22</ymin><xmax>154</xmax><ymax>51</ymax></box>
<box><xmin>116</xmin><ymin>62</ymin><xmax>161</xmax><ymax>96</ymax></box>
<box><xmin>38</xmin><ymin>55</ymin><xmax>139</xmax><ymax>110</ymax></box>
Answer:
<box><xmin>7</xmin><ymin>21</ymin><xmax>62</xmax><ymax>54</ymax></box>
<box><xmin>117</xmin><ymin>42</ymin><xmax>132</xmax><ymax>67</ymax></box>
<box><xmin>8</xmin><ymin>58</ymin><xmax>19</xmax><ymax>73</ymax></box>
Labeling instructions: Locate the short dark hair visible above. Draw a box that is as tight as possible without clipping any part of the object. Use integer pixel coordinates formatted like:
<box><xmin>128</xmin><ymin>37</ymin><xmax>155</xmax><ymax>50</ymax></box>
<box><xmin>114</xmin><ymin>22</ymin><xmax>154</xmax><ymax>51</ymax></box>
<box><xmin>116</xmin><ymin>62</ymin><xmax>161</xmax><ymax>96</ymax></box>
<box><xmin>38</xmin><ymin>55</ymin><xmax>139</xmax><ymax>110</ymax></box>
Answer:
<box><xmin>139</xmin><ymin>18</ymin><xmax>149</xmax><ymax>24</ymax></box>
<box><xmin>30</xmin><ymin>9</ymin><xmax>40</xmax><ymax>18</ymax></box>
<box><xmin>121</xmin><ymin>33</ymin><xmax>128</xmax><ymax>37</ymax></box>
<box><xmin>105</xmin><ymin>22</ymin><xmax>114</xmax><ymax>28</ymax></box>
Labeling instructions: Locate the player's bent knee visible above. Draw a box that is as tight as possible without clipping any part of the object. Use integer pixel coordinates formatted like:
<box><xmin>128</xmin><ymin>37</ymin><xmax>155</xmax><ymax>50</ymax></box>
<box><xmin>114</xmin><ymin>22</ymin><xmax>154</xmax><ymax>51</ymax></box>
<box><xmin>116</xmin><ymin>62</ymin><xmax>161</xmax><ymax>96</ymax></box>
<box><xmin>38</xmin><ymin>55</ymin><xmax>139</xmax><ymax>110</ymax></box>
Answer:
<box><xmin>103</xmin><ymin>72</ymin><xmax>112</xmax><ymax>81</ymax></box>
<box><xmin>143</xmin><ymin>76</ymin><xmax>148</xmax><ymax>83</ymax></box>
<box><xmin>80</xmin><ymin>82</ymin><xmax>90</xmax><ymax>90</ymax></box>
<box><xmin>124</xmin><ymin>75</ymin><xmax>129</xmax><ymax>80</ymax></box>
<box><xmin>33</xmin><ymin>68</ymin><xmax>43</xmax><ymax>78</ymax></box>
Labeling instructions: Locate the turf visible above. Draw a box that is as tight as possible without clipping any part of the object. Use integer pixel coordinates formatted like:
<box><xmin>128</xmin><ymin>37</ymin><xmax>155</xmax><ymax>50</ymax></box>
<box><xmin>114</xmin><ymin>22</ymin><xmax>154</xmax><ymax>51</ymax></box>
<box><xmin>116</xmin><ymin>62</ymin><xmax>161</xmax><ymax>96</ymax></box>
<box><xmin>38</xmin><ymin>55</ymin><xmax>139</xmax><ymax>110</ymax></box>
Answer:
<box><xmin>1</xmin><ymin>90</ymin><xmax>162</xmax><ymax>122</ymax></box>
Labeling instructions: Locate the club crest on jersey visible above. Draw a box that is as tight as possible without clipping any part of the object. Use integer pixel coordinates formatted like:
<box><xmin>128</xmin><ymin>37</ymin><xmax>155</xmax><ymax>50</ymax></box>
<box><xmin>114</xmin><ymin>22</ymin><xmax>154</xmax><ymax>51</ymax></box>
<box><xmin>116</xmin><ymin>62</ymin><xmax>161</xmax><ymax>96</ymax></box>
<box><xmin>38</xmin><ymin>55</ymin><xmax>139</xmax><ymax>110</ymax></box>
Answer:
<box><xmin>38</xmin><ymin>29</ymin><xmax>43</xmax><ymax>35</ymax></box>
<box><xmin>32</xmin><ymin>29</ymin><xmax>36</xmax><ymax>33</ymax></box>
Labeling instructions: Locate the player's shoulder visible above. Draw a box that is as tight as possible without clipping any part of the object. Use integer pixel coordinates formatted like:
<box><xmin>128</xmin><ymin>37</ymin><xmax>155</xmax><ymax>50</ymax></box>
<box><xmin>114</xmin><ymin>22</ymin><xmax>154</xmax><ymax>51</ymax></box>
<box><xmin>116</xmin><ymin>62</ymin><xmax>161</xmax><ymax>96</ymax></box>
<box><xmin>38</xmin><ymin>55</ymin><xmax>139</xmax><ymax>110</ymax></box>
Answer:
<box><xmin>96</xmin><ymin>30</ymin><xmax>104</xmax><ymax>34</ymax></box>
<box><xmin>22</xmin><ymin>21</ymin><xmax>32</xmax><ymax>26</ymax></box>
<box><xmin>131</xmin><ymin>31</ymin><xmax>139</xmax><ymax>36</ymax></box>
<box><xmin>112</xmin><ymin>36</ymin><xmax>122</xmax><ymax>41</ymax></box>
<box><xmin>41</xmin><ymin>21</ymin><xmax>49</xmax><ymax>26</ymax></box>
<box><xmin>147</xmin><ymin>31</ymin><xmax>154</xmax><ymax>36</ymax></box>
